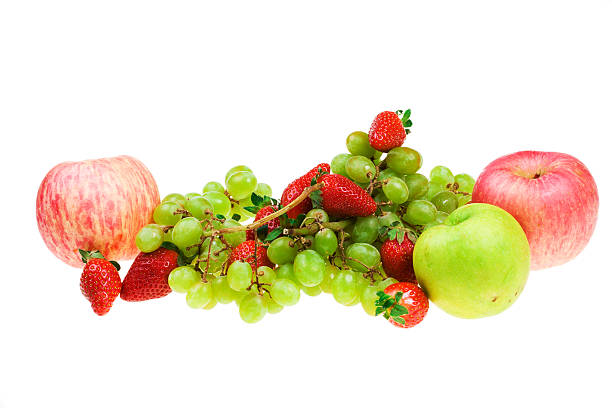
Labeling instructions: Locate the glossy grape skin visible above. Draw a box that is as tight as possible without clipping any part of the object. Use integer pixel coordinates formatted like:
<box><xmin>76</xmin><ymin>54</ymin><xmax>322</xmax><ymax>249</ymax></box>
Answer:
<box><xmin>302</xmin><ymin>285</ymin><xmax>322</xmax><ymax>296</ymax></box>
<box><xmin>168</xmin><ymin>266</ymin><xmax>201</xmax><ymax>293</ymax></box>
<box><xmin>293</xmin><ymin>250</ymin><xmax>326</xmax><ymax>287</ymax></box>
<box><xmin>184</xmin><ymin>196</ymin><xmax>213</xmax><ymax>220</ymax></box>
<box><xmin>457</xmin><ymin>194</ymin><xmax>472</xmax><ymax>207</ymax></box>
<box><xmin>256</xmin><ymin>266</ymin><xmax>276</xmax><ymax>285</ymax></box>
<box><xmin>226</xmin><ymin>171</ymin><xmax>258</xmax><ymax>200</ymax></box>
<box><xmin>211</xmin><ymin>275</ymin><xmax>236</xmax><ymax>304</ymax></box>
<box><xmin>320</xmin><ymin>264</ymin><xmax>339</xmax><ymax>293</ymax></box>
<box><xmin>386</xmin><ymin>147</ymin><xmax>423</xmax><ymax>174</ymax></box>
<box><xmin>162</xmin><ymin>193</ymin><xmax>186</xmax><ymax>207</ymax></box>
<box><xmin>331</xmin><ymin>153</ymin><xmax>352</xmax><ymax>177</ymax></box>
<box><xmin>269</xmin><ymin>278</ymin><xmax>300</xmax><ymax>306</ymax></box>
<box><xmin>203</xmin><ymin>181</ymin><xmax>225</xmax><ymax>194</ymax></box>
<box><xmin>198</xmin><ymin>237</ymin><xmax>229</xmax><ymax>274</ymax></box>
<box><xmin>185</xmin><ymin>192</ymin><xmax>201</xmax><ymax>200</ymax></box>
<box><xmin>430</xmin><ymin>166</ymin><xmax>454</xmax><ymax>187</ymax></box>
<box><xmin>304</xmin><ymin>208</ymin><xmax>329</xmax><ymax>225</ymax></box>
<box><xmin>360</xmin><ymin>285</ymin><xmax>380</xmax><ymax>316</ymax></box>
<box><xmin>172</xmin><ymin>217</ymin><xmax>203</xmax><ymax>248</ymax></box>
<box><xmin>153</xmin><ymin>201</ymin><xmax>182</xmax><ymax>226</ymax></box>
<box><xmin>186</xmin><ymin>282</ymin><xmax>214</xmax><ymax>309</ymax></box>
<box><xmin>431</xmin><ymin>191</ymin><xmax>458</xmax><ymax>214</ymax></box>
<box><xmin>264</xmin><ymin>295</ymin><xmax>284</xmax><ymax>314</ymax></box>
<box><xmin>239</xmin><ymin>293</ymin><xmax>267</xmax><ymax>323</ymax></box>
<box><xmin>382</xmin><ymin>176</ymin><xmax>410</xmax><ymax>204</ymax></box>
<box><xmin>454</xmin><ymin>173</ymin><xmax>476</xmax><ymax>193</ymax></box>
<box><xmin>222</xmin><ymin>219</ymin><xmax>247</xmax><ymax>247</ymax></box>
<box><xmin>352</xmin><ymin>216</ymin><xmax>379</xmax><ymax>244</ymax></box>
<box><xmin>267</xmin><ymin>237</ymin><xmax>298</xmax><ymax>265</ymax></box>
<box><xmin>275</xmin><ymin>263</ymin><xmax>296</xmax><ymax>281</ymax></box>
<box><xmin>332</xmin><ymin>269</ymin><xmax>359</xmax><ymax>305</ymax></box>
<box><xmin>135</xmin><ymin>224</ymin><xmax>164</xmax><ymax>253</ymax></box>
<box><xmin>404</xmin><ymin>173</ymin><xmax>429</xmax><ymax>200</ymax></box>
<box><xmin>426</xmin><ymin>183</ymin><xmax>444</xmax><ymax>201</ymax></box>
<box><xmin>225</xmin><ymin>165</ymin><xmax>253</xmax><ymax>183</ymax></box>
<box><xmin>378</xmin><ymin>168</ymin><xmax>400</xmax><ymax>182</ymax></box>
<box><xmin>255</xmin><ymin>183</ymin><xmax>272</xmax><ymax>197</ymax></box>
<box><xmin>346</xmin><ymin>156</ymin><xmax>376</xmax><ymax>183</ymax></box>
<box><xmin>403</xmin><ymin>200</ymin><xmax>437</xmax><ymax>225</ymax></box>
<box><xmin>346</xmin><ymin>131</ymin><xmax>377</xmax><ymax>158</ymax></box>
<box><xmin>202</xmin><ymin>191</ymin><xmax>232</xmax><ymax>218</ymax></box>
<box><xmin>313</xmin><ymin>229</ymin><xmax>338</xmax><ymax>257</ymax></box>
<box><xmin>227</xmin><ymin>261</ymin><xmax>252</xmax><ymax>292</ymax></box>
<box><xmin>345</xmin><ymin>243</ymin><xmax>381</xmax><ymax>272</ymax></box>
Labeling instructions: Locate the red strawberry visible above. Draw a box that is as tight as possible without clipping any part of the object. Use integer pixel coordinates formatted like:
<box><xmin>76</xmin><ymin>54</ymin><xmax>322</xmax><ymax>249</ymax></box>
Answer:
<box><xmin>317</xmin><ymin>174</ymin><xmax>377</xmax><ymax>217</ymax></box>
<box><xmin>246</xmin><ymin>205</ymin><xmax>279</xmax><ymax>240</ymax></box>
<box><xmin>79</xmin><ymin>250</ymin><xmax>122</xmax><ymax>316</ymax></box>
<box><xmin>368</xmin><ymin>110</ymin><xmax>411</xmax><ymax>152</ymax></box>
<box><xmin>281</xmin><ymin>163</ymin><xmax>330</xmax><ymax>219</ymax></box>
<box><xmin>228</xmin><ymin>240</ymin><xmax>274</xmax><ymax>270</ymax></box>
<box><xmin>120</xmin><ymin>247</ymin><xmax>178</xmax><ymax>302</ymax></box>
<box><xmin>380</xmin><ymin>234</ymin><xmax>416</xmax><ymax>283</ymax></box>
<box><xmin>380</xmin><ymin>282</ymin><xmax>428</xmax><ymax>328</ymax></box>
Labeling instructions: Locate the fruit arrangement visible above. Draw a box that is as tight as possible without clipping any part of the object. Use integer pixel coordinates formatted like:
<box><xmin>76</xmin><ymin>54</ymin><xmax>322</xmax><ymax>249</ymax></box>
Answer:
<box><xmin>36</xmin><ymin>110</ymin><xmax>599</xmax><ymax>327</ymax></box>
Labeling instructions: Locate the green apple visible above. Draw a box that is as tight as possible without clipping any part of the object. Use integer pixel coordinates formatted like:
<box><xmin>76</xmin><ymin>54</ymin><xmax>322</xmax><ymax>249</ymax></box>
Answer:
<box><xmin>413</xmin><ymin>203</ymin><xmax>530</xmax><ymax>318</ymax></box>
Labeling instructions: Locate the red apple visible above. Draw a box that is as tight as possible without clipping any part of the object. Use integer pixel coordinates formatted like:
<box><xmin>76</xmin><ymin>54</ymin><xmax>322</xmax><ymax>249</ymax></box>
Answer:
<box><xmin>472</xmin><ymin>151</ymin><xmax>598</xmax><ymax>270</ymax></box>
<box><xmin>36</xmin><ymin>155</ymin><xmax>160</xmax><ymax>267</ymax></box>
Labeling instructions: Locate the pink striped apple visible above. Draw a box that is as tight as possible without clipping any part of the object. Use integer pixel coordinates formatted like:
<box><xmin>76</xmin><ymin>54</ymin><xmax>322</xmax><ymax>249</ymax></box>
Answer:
<box><xmin>36</xmin><ymin>155</ymin><xmax>160</xmax><ymax>267</ymax></box>
<box><xmin>472</xmin><ymin>151</ymin><xmax>598</xmax><ymax>270</ymax></box>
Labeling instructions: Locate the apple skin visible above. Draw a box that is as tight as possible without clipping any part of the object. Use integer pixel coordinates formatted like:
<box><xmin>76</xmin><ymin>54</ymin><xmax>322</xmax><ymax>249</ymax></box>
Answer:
<box><xmin>472</xmin><ymin>151</ymin><xmax>598</xmax><ymax>270</ymax></box>
<box><xmin>36</xmin><ymin>155</ymin><xmax>160</xmax><ymax>267</ymax></box>
<box><xmin>413</xmin><ymin>203</ymin><xmax>530</xmax><ymax>319</ymax></box>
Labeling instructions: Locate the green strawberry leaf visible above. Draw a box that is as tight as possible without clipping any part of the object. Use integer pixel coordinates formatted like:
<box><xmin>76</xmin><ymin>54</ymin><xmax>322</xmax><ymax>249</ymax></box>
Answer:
<box><xmin>375</xmin><ymin>306</ymin><xmax>384</xmax><ymax>316</ymax></box>
<box><xmin>243</xmin><ymin>206</ymin><xmax>260</xmax><ymax>214</ymax></box>
<box><xmin>270</xmin><ymin>197</ymin><xmax>279</xmax><ymax>206</ymax></box>
<box><xmin>216</xmin><ymin>214</ymin><xmax>226</xmax><ymax>220</ymax></box>
<box><xmin>232</xmin><ymin>213</ymin><xmax>242</xmax><ymax>221</ymax></box>
<box><xmin>395</xmin><ymin>291</ymin><xmax>403</xmax><ymax>303</ymax></box>
<box><xmin>396</xmin><ymin>231</ymin><xmax>405</xmax><ymax>244</ymax></box>
<box><xmin>393</xmin><ymin>316</ymin><xmax>406</xmax><ymax>325</ymax></box>
<box><xmin>295</xmin><ymin>213</ymin><xmax>306</xmax><ymax>227</ymax></box>
<box><xmin>109</xmin><ymin>261</ymin><xmax>121</xmax><ymax>271</ymax></box>
<box><xmin>391</xmin><ymin>221</ymin><xmax>401</xmax><ymax>227</ymax></box>
<box><xmin>394</xmin><ymin>304</ymin><xmax>409</xmax><ymax>315</ymax></box>
<box><xmin>310</xmin><ymin>190</ymin><xmax>323</xmax><ymax>208</ymax></box>
<box><xmin>162</xmin><ymin>241</ymin><xmax>192</xmax><ymax>266</ymax></box>
<box><xmin>265</xmin><ymin>227</ymin><xmax>284</xmax><ymax>242</ymax></box>
<box><xmin>251</xmin><ymin>193</ymin><xmax>264</xmax><ymax>207</ymax></box>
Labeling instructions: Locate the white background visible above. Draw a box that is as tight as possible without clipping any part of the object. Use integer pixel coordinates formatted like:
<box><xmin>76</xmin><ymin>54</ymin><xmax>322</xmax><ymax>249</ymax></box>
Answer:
<box><xmin>1</xmin><ymin>1</ymin><xmax>610</xmax><ymax>407</ymax></box>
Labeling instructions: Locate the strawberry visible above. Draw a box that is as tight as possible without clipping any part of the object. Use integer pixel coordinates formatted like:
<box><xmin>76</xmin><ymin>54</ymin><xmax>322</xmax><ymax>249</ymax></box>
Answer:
<box><xmin>316</xmin><ymin>174</ymin><xmax>377</xmax><ymax>217</ymax></box>
<box><xmin>246</xmin><ymin>205</ymin><xmax>279</xmax><ymax>240</ymax></box>
<box><xmin>380</xmin><ymin>234</ymin><xmax>416</xmax><ymax>283</ymax></box>
<box><xmin>228</xmin><ymin>240</ymin><xmax>274</xmax><ymax>270</ymax></box>
<box><xmin>79</xmin><ymin>250</ymin><xmax>122</xmax><ymax>316</ymax></box>
<box><xmin>281</xmin><ymin>163</ymin><xmax>330</xmax><ymax>219</ymax></box>
<box><xmin>368</xmin><ymin>110</ymin><xmax>412</xmax><ymax>152</ymax></box>
<box><xmin>376</xmin><ymin>282</ymin><xmax>428</xmax><ymax>328</ymax></box>
<box><xmin>120</xmin><ymin>247</ymin><xmax>178</xmax><ymax>302</ymax></box>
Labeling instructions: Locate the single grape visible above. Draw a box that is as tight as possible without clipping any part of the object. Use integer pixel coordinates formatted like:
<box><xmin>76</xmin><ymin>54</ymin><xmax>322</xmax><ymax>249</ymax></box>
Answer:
<box><xmin>301</xmin><ymin>285</ymin><xmax>322</xmax><ymax>296</ymax></box>
<box><xmin>227</xmin><ymin>261</ymin><xmax>252</xmax><ymax>292</ymax></box>
<box><xmin>293</xmin><ymin>250</ymin><xmax>326</xmax><ymax>287</ymax></box>
<box><xmin>225</xmin><ymin>165</ymin><xmax>253</xmax><ymax>183</ymax></box>
<box><xmin>382</xmin><ymin>176</ymin><xmax>410</xmax><ymax>204</ymax></box>
<box><xmin>320</xmin><ymin>264</ymin><xmax>339</xmax><ymax>293</ymax></box>
<box><xmin>457</xmin><ymin>194</ymin><xmax>472</xmax><ymax>207</ymax></box>
<box><xmin>267</xmin><ymin>237</ymin><xmax>298</xmax><ymax>265</ymax></box>
<box><xmin>378</xmin><ymin>168</ymin><xmax>400</xmax><ymax>182</ymax></box>
<box><xmin>198</xmin><ymin>237</ymin><xmax>230</xmax><ymax>274</ymax></box>
<box><xmin>135</xmin><ymin>224</ymin><xmax>164</xmax><ymax>253</ymax></box>
<box><xmin>454</xmin><ymin>173</ymin><xmax>476</xmax><ymax>193</ymax></box>
<box><xmin>185</xmin><ymin>192</ymin><xmax>201</xmax><ymax>200</ymax></box>
<box><xmin>345</xmin><ymin>243</ymin><xmax>380</xmax><ymax>272</ymax></box>
<box><xmin>203</xmin><ymin>181</ymin><xmax>225</xmax><ymax>194</ymax></box>
<box><xmin>226</xmin><ymin>171</ymin><xmax>258</xmax><ymax>200</ymax></box>
<box><xmin>172</xmin><ymin>217</ymin><xmax>203</xmax><ymax>248</ymax></box>
<box><xmin>186</xmin><ymin>282</ymin><xmax>214</xmax><ymax>309</ymax></box>
<box><xmin>202</xmin><ymin>297</ymin><xmax>217</xmax><ymax>310</ymax></box>
<box><xmin>332</xmin><ymin>269</ymin><xmax>359</xmax><ymax>305</ymax></box>
<box><xmin>168</xmin><ymin>266</ymin><xmax>201</xmax><ymax>293</ymax></box>
<box><xmin>303</xmin><ymin>208</ymin><xmax>329</xmax><ymax>225</ymax></box>
<box><xmin>352</xmin><ymin>216</ymin><xmax>379</xmax><ymax>244</ymax></box>
<box><xmin>378</xmin><ymin>212</ymin><xmax>402</xmax><ymax>228</ymax></box>
<box><xmin>162</xmin><ymin>193</ymin><xmax>186</xmax><ymax>207</ymax></box>
<box><xmin>275</xmin><ymin>263</ymin><xmax>296</xmax><ymax>281</ymax></box>
<box><xmin>256</xmin><ymin>266</ymin><xmax>276</xmax><ymax>285</ymax></box>
<box><xmin>270</xmin><ymin>278</ymin><xmax>300</xmax><ymax>306</ymax></box>
<box><xmin>180</xmin><ymin>245</ymin><xmax>199</xmax><ymax>258</ymax></box>
<box><xmin>331</xmin><ymin>153</ymin><xmax>352</xmax><ymax>177</ymax></box>
<box><xmin>431</xmin><ymin>191</ymin><xmax>458</xmax><ymax>214</ymax></box>
<box><xmin>360</xmin><ymin>285</ymin><xmax>379</xmax><ymax>316</ymax></box>
<box><xmin>255</xmin><ymin>183</ymin><xmax>273</xmax><ymax>198</ymax></box>
<box><xmin>386</xmin><ymin>147</ymin><xmax>423</xmax><ymax>174</ymax></box>
<box><xmin>346</xmin><ymin>156</ymin><xmax>376</xmax><ymax>183</ymax></box>
<box><xmin>153</xmin><ymin>202</ymin><xmax>182</xmax><ymax>226</ymax></box>
<box><xmin>403</xmin><ymin>200</ymin><xmax>437</xmax><ymax>225</ymax></box>
<box><xmin>239</xmin><ymin>293</ymin><xmax>267</xmax><ymax>323</ymax></box>
<box><xmin>202</xmin><ymin>191</ymin><xmax>232</xmax><ymax>218</ymax></box>
<box><xmin>184</xmin><ymin>196</ymin><xmax>214</xmax><ymax>220</ymax></box>
<box><xmin>346</xmin><ymin>131</ymin><xmax>377</xmax><ymax>158</ymax></box>
<box><xmin>404</xmin><ymin>173</ymin><xmax>429</xmax><ymax>200</ymax></box>
<box><xmin>211</xmin><ymin>275</ymin><xmax>235</xmax><ymax>304</ymax></box>
<box><xmin>430</xmin><ymin>166</ymin><xmax>454</xmax><ymax>187</ymax></box>
<box><xmin>264</xmin><ymin>295</ymin><xmax>284</xmax><ymax>314</ymax></box>
<box><xmin>313</xmin><ymin>228</ymin><xmax>338</xmax><ymax>257</ymax></box>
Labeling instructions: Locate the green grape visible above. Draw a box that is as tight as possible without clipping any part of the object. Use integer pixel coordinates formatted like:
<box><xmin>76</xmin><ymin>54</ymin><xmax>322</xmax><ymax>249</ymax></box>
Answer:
<box><xmin>202</xmin><ymin>191</ymin><xmax>232</xmax><ymax>218</ymax></box>
<box><xmin>135</xmin><ymin>224</ymin><xmax>164</xmax><ymax>253</ymax></box>
<box><xmin>378</xmin><ymin>212</ymin><xmax>402</xmax><ymax>229</ymax></box>
<box><xmin>374</xmin><ymin>191</ymin><xmax>398</xmax><ymax>213</ymax></box>
<box><xmin>270</xmin><ymin>278</ymin><xmax>300</xmax><ymax>306</ymax></box>
<box><xmin>203</xmin><ymin>297</ymin><xmax>217</xmax><ymax>310</ymax></box>
<box><xmin>153</xmin><ymin>202</ymin><xmax>182</xmax><ymax>226</ymax></box>
<box><xmin>403</xmin><ymin>200</ymin><xmax>437</xmax><ymax>225</ymax></box>
<box><xmin>304</xmin><ymin>208</ymin><xmax>329</xmax><ymax>225</ymax></box>
<box><xmin>425</xmin><ymin>211</ymin><xmax>449</xmax><ymax>230</ymax></box>
<box><xmin>320</xmin><ymin>264</ymin><xmax>339</xmax><ymax>293</ymax></box>
<box><xmin>457</xmin><ymin>194</ymin><xmax>472</xmax><ymax>207</ymax></box>
<box><xmin>404</xmin><ymin>173</ymin><xmax>429</xmax><ymax>200</ymax></box>
<box><xmin>345</xmin><ymin>243</ymin><xmax>380</xmax><ymax>272</ymax></box>
<box><xmin>239</xmin><ymin>293</ymin><xmax>267</xmax><ymax>323</ymax></box>
<box><xmin>345</xmin><ymin>156</ymin><xmax>376</xmax><ymax>183</ymax></box>
<box><xmin>198</xmin><ymin>237</ymin><xmax>229</xmax><ymax>274</ymax></box>
<box><xmin>168</xmin><ymin>266</ymin><xmax>201</xmax><ymax>293</ymax></box>
<box><xmin>184</xmin><ymin>196</ymin><xmax>213</xmax><ymax>220</ymax></box>
<box><xmin>264</xmin><ymin>295</ymin><xmax>284</xmax><ymax>314</ymax></box>
<box><xmin>430</xmin><ymin>166</ymin><xmax>454</xmax><ymax>187</ymax></box>
<box><xmin>185</xmin><ymin>192</ymin><xmax>201</xmax><ymax>200</ymax></box>
<box><xmin>431</xmin><ymin>191</ymin><xmax>458</xmax><ymax>214</ymax></box>
<box><xmin>172</xmin><ymin>217</ymin><xmax>203</xmax><ymax>248</ymax></box>
<box><xmin>203</xmin><ymin>181</ymin><xmax>225</xmax><ymax>194</ymax></box>
<box><xmin>454</xmin><ymin>173</ymin><xmax>476</xmax><ymax>193</ymax></box>
<box><xmin>293</xmin><ymin>250</ymin><xmax>325</xmax><ymax>287</ymax></box>
<box><xmin>302</xmin><ymin>285</ymin><xmax>322</xmax><ymax>296</ymax></box>
<box><xmin>274</xmin><ymin>263</ymin><xmax>295</xmax><ymax>281</ymax></box>
<box><xmin>386</xmin><ymin>147</ymin><xmax>423</xmax><ymax>175</ymax></box>
<box><xmin>426</xmin><ymin>182</ymin><xmax>445</xmax><ymax>201</ymax></box>
<box><xmin>163</xmin><ymin>228</ymin><xmax>173</xmax><ymax>243</ymax></box>
<box><xmin>256</xmin><ymin>266</ymin><xmax>276</xmax><ymax>285</ymax></box>
<box><xmin>267</xmin><ymin>237</ymin><xmax>298</xmax><ymax>265</ymax></box>
<box><xmin>300</xmin><ymin>235</ymin><xmax>315</xmax><ymax>251</ymax></box>
<box><xmin>354</xmin><ymin>273</ymin><xmax>369</xmax><ymax>295</ymax></box>
<box><xmin>360</xmin><ymin>285</ymin><xmax>380</xmax><ymax>316</ymax></box>
<box><xmin>352</xmin><ymin>216</ymin><xmax>379</xmax><ymax>244</ymax></box>
<box><xmin>346</xmin><ymin>131</ymin><xmax>377</xmax><ymax>158</ymax></box>
<box><xmin>332</xmin><ymin>269</ymin><xmax>359</xmax><ymax>305</ymax></box>
<box><xmin>255</xmin><ymin>183</ymin><xmax>273</xmax><ymax>198</ymax></box>
<box><xmin>179</xmin><ymin>245</ymin><xmax>199</xmax><ymax>258</ymax></box>
<box><xmin>225</xmin><ymin>165</ymin><xmax>253</xmax><ymax>183</ymax></box>
<box><xmin>226</xmin><ymin>171</ymin><xmax>258</xmax><ymax>200</ymax></box>
<box><xmin>378</xmin><ymin>168</ymin><xmax>400</xmax><ymax>182</ymax></box>
<box><xmin>220</xmin><ymin>219</ymin><xmax>246</xmax><ymax>247</ymax></box>
<box><xmin>377</xmin><ymin>277</ymin><xmax>398</xmax><ymax>291</ymax></box>
<box><xmin>227</xmin><ymin>261</ymin><xmax>252</xmax><ymax>292</ymax></box>
<box><xmin>211</xmin><ymin>275</ymin><xmax>235</xmax><ymax>304</ymax></box>
<box><xmin>162</xmin><ymin>193</ymin><xmax>186</xmax><ymax>207</ymax></box>
<box><xmin>314</xmin><ymin>229</ymin><xmax>338</xmax><ymax>257</ymax></box>
<box><xmin>186</xmin><ymin>282</ymin><xmax>214</xmax><ymax>309</ymax></box>
<box><xmin>382</xmin><ymin>176</ymin><xmax>410</xmax><ymax>204</ymax></box>
<box><xmin>331</xmin><ymin>153</ymin><xmax>352</xmax><ymax>177</ymax></box>
<box><xmin>234</xmin><ymin>291</ymin><xmax>248</xmax><ymax>305</ymax></box>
